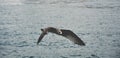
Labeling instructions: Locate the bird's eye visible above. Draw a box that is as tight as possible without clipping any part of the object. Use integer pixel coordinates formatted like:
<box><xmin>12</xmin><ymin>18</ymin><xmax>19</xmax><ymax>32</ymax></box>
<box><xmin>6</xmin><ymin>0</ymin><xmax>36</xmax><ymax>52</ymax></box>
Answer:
<box><xmin>59</xmin><ymin>31</ymin><xmax>62</xmax><ymax>34</ymax></box>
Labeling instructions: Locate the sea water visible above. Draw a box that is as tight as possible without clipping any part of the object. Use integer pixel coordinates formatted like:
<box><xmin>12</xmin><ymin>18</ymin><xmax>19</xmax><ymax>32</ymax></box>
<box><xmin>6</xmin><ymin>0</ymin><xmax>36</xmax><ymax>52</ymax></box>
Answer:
<box><xmin>0</xmin><ymin>0</ymin><xmax>120</xmax><ymax>58</ymax></box>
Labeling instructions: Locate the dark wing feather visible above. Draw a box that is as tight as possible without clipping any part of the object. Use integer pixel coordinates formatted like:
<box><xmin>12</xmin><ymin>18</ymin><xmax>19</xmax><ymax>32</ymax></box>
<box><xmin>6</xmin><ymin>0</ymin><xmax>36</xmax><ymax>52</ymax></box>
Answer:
<box><xmin>59</xmin><ymin>30</ymin><xmax>85</xmax><ymax>46</ymax></box>
<box><xmin>37</xmin><ymin>32</ymin><xmax>46</xmax><ymax>45</ymax></box>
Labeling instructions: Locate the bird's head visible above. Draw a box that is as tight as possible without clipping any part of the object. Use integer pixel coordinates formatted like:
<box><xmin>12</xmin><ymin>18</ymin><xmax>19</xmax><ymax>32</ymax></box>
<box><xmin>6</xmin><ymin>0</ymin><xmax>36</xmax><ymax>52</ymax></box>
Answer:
<box><xmin>58</xmin><ymin>31</ymin><xmax>62</xmax><ymax>34</ymax></box>
<box><xmin>57</xmin><ymin>29</ymin><xmax>62</xmax><ymax>35</ymax></box>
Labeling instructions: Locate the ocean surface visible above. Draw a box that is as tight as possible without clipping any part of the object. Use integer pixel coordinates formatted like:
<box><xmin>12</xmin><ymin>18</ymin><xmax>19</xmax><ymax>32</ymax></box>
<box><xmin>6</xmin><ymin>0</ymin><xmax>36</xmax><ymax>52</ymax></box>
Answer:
<box><xmin>0</xmin><ymin>0</ymin><xmax>120</xmax><ymax>58</ymax></box>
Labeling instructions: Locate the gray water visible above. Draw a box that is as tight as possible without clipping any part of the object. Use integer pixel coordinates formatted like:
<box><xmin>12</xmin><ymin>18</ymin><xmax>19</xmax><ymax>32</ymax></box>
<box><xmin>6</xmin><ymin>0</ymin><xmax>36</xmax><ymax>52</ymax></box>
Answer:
<box><xmin>0</xmin><ymin>0</ymin><xmax>120</xmax><ymax>58</ymax></box>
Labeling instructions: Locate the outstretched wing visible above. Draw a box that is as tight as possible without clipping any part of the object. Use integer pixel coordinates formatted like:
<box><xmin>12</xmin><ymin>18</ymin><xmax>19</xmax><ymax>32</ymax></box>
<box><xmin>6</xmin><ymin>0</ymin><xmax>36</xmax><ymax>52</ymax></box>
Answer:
<box><xmin>59</xmin><ymin>30</ymin><xmax>85</xmax><ymax>46</ymax></box>
<box><xmin>37</xmin><ymin>32</ymin><xmax>46</xmax><ymax>45</ymax></box>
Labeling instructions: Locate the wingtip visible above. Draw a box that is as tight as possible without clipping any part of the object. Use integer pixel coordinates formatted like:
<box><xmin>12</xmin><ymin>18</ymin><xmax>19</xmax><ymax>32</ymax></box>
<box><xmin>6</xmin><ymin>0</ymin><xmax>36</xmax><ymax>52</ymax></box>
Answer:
<box><xmin>78</xmin><ymin>44</ymin><xmax>85</xmax><ymax>46</ymax></box>
<box><xmin>81</xmin><ymin>42</ymin><xmax>86</xmax><ymax>46</ymax></box>
<box><xmin>37</xmin><ymin>42</ymin><xmax>39</xmax><ymax>45</ymax></box>
<box><xmin>76</xmin><ymin>42</ymin><xmax>86</xmax><ymax>46</ymax></box>
<box><xmin>81</xmin><ymin>44</ymin><xmax>86</xmax><ymax>46</ymax></box>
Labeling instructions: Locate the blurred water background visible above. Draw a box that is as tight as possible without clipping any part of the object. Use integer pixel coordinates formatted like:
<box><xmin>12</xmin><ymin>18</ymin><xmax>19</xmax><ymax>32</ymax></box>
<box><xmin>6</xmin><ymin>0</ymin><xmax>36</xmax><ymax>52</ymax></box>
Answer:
<box><xmin>0</xmin><ymin>0</ymin><xmax>120</xmax><ymax>58</ymax></box>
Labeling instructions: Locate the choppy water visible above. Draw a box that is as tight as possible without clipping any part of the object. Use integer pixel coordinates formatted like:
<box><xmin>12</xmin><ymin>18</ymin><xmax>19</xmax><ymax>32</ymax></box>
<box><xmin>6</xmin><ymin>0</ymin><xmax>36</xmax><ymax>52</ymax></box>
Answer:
<box><xmin>0</xmin><ymin>0</ymin><xmax>120</xmax><ymax>58</ymax></box>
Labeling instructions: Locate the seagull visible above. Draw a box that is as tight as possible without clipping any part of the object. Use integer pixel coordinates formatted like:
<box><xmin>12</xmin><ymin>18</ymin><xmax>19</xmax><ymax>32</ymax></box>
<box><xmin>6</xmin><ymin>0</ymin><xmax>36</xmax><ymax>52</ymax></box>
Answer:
<box><xmin>37</xmin><ymin>27</ymin><xmax>85</xmax><ymax>46</ymax></box>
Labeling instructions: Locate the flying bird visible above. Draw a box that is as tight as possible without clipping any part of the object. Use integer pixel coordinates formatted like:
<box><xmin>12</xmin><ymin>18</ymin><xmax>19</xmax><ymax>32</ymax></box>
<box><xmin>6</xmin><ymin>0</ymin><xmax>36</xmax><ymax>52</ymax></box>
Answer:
<box><xmin>37</xmin><ymin>27</ymin><xmax>85</xmax><ymax>46</ymax></box>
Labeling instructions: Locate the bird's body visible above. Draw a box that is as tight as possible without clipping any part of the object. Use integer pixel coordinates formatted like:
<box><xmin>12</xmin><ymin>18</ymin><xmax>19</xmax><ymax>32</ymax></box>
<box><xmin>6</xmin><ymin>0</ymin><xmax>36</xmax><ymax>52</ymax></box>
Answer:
<box><xmin>37</xmin><ymin>27</ymin><xmax>85</xmax><ymax>46</ymax></box>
